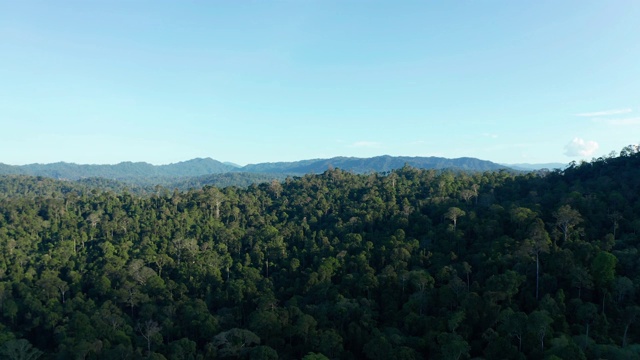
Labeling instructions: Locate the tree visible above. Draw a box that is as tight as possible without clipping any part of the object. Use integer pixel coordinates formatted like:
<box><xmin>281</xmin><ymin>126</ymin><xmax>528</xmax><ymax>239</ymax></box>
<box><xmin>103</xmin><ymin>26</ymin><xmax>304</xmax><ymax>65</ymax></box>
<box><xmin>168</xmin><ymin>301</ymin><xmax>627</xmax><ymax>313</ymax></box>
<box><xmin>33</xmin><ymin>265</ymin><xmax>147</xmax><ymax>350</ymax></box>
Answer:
<box><xmin>619</xmin><ymin>144</ymin><xmax>640</xmax><ymax>156</ymax></box>
<box><xmin>592</xmin><ymin>251</ymin><xmax>615</xmax><ymax>287</ymax></box>
<box><xmin>570</xmin><ymin>266</ymin><xmax>593</xmax><ymax>300</ymax></box>
<box><xmin>316</xmin><ymin>329</ymin><xmax>343</xmax><ymax>359</ymax></box>
<box><xmin>577</xmin><ymin>302</ymin><xmax>597</xmax><ymax>350</ymax></box>
<box><xmin>128</xmin><ymin>259</ymin><xmax>157</xmax><ymax>286</ymax></box>
<box><xmin>484</xmin><ymin>270</ymin><xmax>525</xmax><ymax>307</ymax></box>
<box><xmin>294</xmin><ymin>314</ymin><xmax>317</xmax><ymax>345</ymax></box>
<box><xmin>204</xmin><ymin>186</ymin><xmax>224</xmax><ymax>220</ymax></box>
<box><xmin>212</xmin><ymin>328</ymin><xmax>261</xmax><ymax>359</ymax></box>
<box><xmin>248</xmin><ymin>310</ymin><xmax>280</xmax><ymax>346</ymax></box>
<box><xmin>437</xmin><ymin>332</ymin><xmax>470</xmax><ymax>360</ymax></box>
<box><xmin>36</xmin><ymin>270</ymin><xmax>69</xmax><ymax>303</ymax></box>
<box><xmin>461</xmin><ymin>262</ymin><xmax>472</xmax><ymax>291</ymax></box>
<box><xmin>509</xmin><ymin>207</ymin><xmax>537</xmax><ymax>242</ymax></box>
<box><xmin>499</xmin><ymin>309</ymin><xmax>527</xmax><ymax>352</ymax></box>
<box><xmin>591</xmin><ymin>251</ymin><xmax>617</xmax><ymax>314</ymax></box>
<box><xmin>553</xmin><ymin>205</ymin><xmax>582</xmax><ymax>245</ymax></box>
<box><xmin>268</xmin><ymin>180</ymin><xmax>283</xmax><ymax>200</ymax></box>
<box><xmin>363</xmin><ymin>334</ymin><xmax>392</xmax><ymax>360</ymax></box>
<box><xmin>621</xmin><ymin>306</ymin><xmax>640</xmax><ymax>347</ymax></box>
<box><xmin>171</xmin><ymin>237</ymin><xmax>198</xmax><ymax>265</ymax></box>
<box><xmin>528</xmin><ymin>310</ymin><xmax>553</xmax><ymax>352</ymax></box>
<box><xmin>519</xmin><ymin>219</ymin><xmax>551</xmax><ymax>299</ymax></box>
<box><xmin>608</xmin><ymin>211</ymin><xmax>623</xmax><ymax>239</ymax></box>
<box><xmin>408</xmin><ymin>270</ymin><xmax>434</xmax><ymax>315</ymax></box>
<box><xmin>445</xmin><ymin>207</ymin><xmax>465</xmax><ymax>232</ymax></box>
<box><xmin>448</xmin><ymin>310</ymin><xmax>466</xmax><ymax>334</ymax></box>
<box><xmin>460</xmin><ymin>189</ymin><xmax>475</xmax><ymax>203</ymax></box>
<box><xmin>613</xmin><ymin>276</ymin><xmax>634</xmax><ymax>304</ymax></box>
<box><xmin>471</xmin><ymin>183</ymin><xmax>480</xmax><ymax>205</ymax></box>
<box><xmin>0</xmin><ymin>339</ymin><xmax>43</xmax><ymax>360</ymax></box>
<box><xmin>250</xmin><ymin>345</ymin><xmax>278</xmax><ymax>360</ymax></box>
<box><xmin>119</xmin><ymin>280</ymin><xmax>148</xmax><ymax>317</ymax></box>
<box><xmin>167</xmin><ymin>338</ymin><xmax>197</xmax><ymax>360</ymax></box>
<box><xmin>138</xmin><ymin>320</ymin><xmax>162</xmax><ymax>356</ymax></box>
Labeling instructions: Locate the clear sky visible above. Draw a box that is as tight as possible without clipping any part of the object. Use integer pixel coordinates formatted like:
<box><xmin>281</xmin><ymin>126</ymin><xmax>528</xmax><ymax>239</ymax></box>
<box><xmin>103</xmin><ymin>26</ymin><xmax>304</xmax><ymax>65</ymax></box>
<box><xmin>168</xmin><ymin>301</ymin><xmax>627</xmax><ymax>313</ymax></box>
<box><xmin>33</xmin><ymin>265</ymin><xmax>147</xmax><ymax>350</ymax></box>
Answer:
<box><xmin>1</xmin><ymin>1</ymin><xmax>639</xmax><ymax>166</ymax></box>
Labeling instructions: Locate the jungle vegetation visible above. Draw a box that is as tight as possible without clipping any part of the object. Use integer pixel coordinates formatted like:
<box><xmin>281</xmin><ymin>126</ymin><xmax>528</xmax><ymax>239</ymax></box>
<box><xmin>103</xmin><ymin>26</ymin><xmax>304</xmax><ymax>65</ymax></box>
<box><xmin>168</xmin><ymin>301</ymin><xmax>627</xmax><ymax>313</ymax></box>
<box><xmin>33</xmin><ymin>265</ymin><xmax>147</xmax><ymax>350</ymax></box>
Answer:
<box><xmin>0</xmin><ymin>146</ymin><xmax>639</xmax><ymax>359</ymax></box>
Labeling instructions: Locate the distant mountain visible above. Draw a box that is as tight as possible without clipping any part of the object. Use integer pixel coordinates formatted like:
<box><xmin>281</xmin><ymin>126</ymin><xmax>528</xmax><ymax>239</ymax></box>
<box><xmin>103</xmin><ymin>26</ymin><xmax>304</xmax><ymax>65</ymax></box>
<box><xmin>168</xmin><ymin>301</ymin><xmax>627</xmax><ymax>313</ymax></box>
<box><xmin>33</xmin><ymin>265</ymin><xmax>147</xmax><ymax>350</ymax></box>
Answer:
<box><xmin>504</xmin><ymin>162</ymin><xmax>567</xmax><ymax>171</ymax></box>
<box><xmin>0</xmin><ymin>156</ymin><xmax>510</xmax><ymax>187</ymax></box>
<box><xmin>0</xmin><ymin>163</ymin><xmax>22</xmax><ymax>175</ymax></box>
<box><xmin>0</xmin><ymin>158</ymin><xmax>235</xmax><ymax>180</ymax></box>
<box><xmin>241</xmin><ymin>155</ymin><xmax>508</xmax><ymax>174</ymax></box>
<box><xmin>223</xmin><ymin>161</ymin><xmax>242</xmax><ymax>168</ymax></box>
<box><xmin>156</xmin><ymin>158</ymin><xmax>236</xmax><ymax>176</ymax></box>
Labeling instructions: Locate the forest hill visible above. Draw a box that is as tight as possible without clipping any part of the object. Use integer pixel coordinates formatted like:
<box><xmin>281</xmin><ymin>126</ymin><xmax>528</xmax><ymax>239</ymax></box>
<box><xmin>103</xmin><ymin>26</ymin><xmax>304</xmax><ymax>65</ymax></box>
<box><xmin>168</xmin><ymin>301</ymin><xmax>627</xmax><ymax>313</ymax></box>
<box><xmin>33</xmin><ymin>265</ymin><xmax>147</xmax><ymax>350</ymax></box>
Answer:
<box><xmin>0</xmin><ymin>146</ymin><xmax>639</xmax><ymax>359</ymax></box>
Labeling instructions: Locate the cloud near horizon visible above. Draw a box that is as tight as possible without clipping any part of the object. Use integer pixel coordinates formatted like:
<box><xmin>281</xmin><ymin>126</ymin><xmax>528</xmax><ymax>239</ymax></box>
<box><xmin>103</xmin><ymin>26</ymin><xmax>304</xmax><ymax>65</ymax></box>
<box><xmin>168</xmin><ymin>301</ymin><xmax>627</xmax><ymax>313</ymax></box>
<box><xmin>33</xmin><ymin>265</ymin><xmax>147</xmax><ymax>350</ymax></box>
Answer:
<box><xmin>575</xmin><ymin>108</ymin><xmax>632</xmax><ymax>117</ymax></box>
<box><xmin>564</xmin><ymin>137</ymin><xmax>599</xmax><ymax>157</ymax></box>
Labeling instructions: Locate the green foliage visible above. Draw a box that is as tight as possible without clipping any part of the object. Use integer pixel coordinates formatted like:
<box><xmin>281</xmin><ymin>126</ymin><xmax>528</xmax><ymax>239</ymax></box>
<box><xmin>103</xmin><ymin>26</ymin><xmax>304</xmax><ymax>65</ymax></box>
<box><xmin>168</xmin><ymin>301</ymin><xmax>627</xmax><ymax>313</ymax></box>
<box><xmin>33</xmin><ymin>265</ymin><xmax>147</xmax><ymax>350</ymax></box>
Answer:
<box><xmin>0</xmin><ymin>339</ymin><xmax>43</xmax><ymax>360</ymax></box>
<box><xmin>250</xmin><ymin>345</ymin><xmax>279</xmax><ymax>360</ymax></box>
<box><xmin>0</xmin><ymin>147</ymin><xmax>639</xmax><ymax>358</ymax></box>
<box><xmin>591</xmin><ymin>251</ymin><xmax>617</xmax><ymax>288</ymax></box>
<box><xmin>302</xmin><ymin>353</ymin><xmax>330</xmax><ymax>360</ymax></box>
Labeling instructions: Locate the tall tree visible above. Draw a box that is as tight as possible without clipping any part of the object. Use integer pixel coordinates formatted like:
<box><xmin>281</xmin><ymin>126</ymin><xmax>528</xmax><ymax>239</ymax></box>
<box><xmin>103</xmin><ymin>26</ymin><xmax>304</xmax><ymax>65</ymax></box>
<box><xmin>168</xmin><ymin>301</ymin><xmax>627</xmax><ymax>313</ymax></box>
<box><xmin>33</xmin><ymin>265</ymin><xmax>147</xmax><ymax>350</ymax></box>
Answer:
<box><xmin>520</xmin><ymin>219</ymin><xmax>551</xmax><ymax>299</ymax></box>
<box><xmin>445</xmin><ymin>207</ymin><xmax>465</xmax><ymax>232</ymax></box>
<box><xmin>591</xmin><ymin>251</ymin><xmax>617</xmax><ymax>314</ymax></box>
<box><xmin>137</xmin><ymin>320</ymin><xmax>162</xmax><ymax>356</ymax></box>
<box><xmin>553</xmin><ymin>205</ymin><xmax>582</xmax><ymax>245</ymax></box>
<box><xmin>528</xmin><ymin>310</ymin><xmax>553</xmax><ymax>352</ymax></box>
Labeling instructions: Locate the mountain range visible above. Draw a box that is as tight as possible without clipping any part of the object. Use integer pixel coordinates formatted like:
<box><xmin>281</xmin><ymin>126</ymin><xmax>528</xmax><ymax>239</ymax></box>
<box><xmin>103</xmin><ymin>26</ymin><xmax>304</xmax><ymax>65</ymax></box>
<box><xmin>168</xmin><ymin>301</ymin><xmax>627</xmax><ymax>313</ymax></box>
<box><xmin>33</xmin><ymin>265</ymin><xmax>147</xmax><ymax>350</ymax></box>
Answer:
<box><xmin>504</xmin><ymin>162</ymin><xmax>567</xmax><ymax>171</ymax></box>
<box><xmin>0</xmin><ymin>155</ymin><xmax>512</xmax><ymax>180</ymax></box>
<box><xmin>0</xmin><ymin>155</ymin><xmax>570</xmax><ymax>191</ymax></box>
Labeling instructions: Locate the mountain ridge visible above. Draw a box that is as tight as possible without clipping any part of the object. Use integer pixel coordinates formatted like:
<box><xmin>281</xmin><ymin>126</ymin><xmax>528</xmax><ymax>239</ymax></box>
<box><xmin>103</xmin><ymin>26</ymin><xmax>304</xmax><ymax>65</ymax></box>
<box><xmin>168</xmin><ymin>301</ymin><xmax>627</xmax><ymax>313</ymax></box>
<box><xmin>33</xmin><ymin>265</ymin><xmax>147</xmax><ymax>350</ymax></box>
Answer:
<box><xmin>503</xmin><ymin>162</ymin><xmax>567</xmax><ymax>171</ymax></box>
<box><xmin>0</xmin><ymin>157</ymin><xmax>235</xmax><ymax>179</ymax></box>
<box><xmin>242</xmin><ymin>155</ymin><xmax>510</xmax><ymax>174</ymax></box>
<box><xmin>0</xmin><ymin>155</ymin><xmax>510</xmax><ymax>180</ymax></box>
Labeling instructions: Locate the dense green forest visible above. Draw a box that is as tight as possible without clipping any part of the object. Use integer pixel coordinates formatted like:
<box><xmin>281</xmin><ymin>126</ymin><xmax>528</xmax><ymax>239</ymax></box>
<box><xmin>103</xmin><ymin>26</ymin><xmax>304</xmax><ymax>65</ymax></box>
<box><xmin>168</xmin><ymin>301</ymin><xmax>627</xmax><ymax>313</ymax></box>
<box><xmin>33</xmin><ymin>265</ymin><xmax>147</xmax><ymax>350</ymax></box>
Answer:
<box><xmin>0</xmin><ymin>173</ymin><xmax>289</xmax><ymax>197</ymax></box>
<box><xmin>0</xmin><ymin>146</ymin><xmax>639</xmax><ymax>359</ymax></box>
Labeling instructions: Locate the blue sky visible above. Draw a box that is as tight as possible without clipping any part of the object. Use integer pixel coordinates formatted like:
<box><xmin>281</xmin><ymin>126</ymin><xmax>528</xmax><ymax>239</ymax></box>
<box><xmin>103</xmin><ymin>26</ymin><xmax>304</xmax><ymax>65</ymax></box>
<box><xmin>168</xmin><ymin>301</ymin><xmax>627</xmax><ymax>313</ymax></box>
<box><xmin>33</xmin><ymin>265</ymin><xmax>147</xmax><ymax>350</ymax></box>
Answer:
<box><xmin>1</xmin><ymin>1</ymin><xmax>639</xmax><ymax>166</ymax></box>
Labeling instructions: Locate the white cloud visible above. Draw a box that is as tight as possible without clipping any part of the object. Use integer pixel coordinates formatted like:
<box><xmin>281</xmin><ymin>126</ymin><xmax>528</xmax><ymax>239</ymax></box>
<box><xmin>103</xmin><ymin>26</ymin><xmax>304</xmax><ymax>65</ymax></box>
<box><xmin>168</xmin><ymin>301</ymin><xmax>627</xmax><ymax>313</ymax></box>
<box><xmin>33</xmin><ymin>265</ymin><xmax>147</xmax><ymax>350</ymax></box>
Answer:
<box><xmin>564</xmin><ymin>137</ymin><xmax>599</xmax><ymax>157</ymax></box>
<box><xmin>350</xmin><ymin>141</ymin><xmax>382</xmax><ymax>148</ymax></box>
<box><xmin>575</xmin><ymin>108</ymin><xmax>632</xmax><ymax>117</ymax></box>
